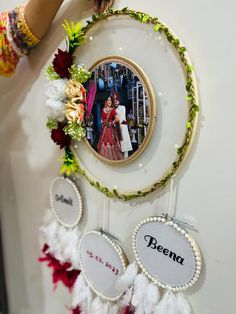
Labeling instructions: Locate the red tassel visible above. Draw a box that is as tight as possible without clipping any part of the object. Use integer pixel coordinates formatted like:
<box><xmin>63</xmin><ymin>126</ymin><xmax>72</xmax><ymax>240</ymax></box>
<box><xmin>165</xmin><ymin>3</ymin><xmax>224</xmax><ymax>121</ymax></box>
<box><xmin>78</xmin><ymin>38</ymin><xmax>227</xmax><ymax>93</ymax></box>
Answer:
<box><xmin>71</xmin><ymin>306</ymin><xmax>81</xmax><ymax>314</ymax></box>
<box><xmin>38</xmin><ymin>244</ymin><xmax>80</xmax><ymax>291</ymax></box>
<box><xmin>123</xmin><ymin>305</ymin><xmax>135</xmax><ymax>314</ymax></box>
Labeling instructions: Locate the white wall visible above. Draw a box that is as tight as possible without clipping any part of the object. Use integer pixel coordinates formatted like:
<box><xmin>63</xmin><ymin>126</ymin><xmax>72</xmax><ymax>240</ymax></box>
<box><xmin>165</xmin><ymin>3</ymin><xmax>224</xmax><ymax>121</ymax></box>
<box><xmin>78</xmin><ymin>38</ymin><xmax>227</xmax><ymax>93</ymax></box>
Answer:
<box><xmin>0</xmin><ymin>0</ymin><xmax>236</xmax><ymax>314</ymax></box>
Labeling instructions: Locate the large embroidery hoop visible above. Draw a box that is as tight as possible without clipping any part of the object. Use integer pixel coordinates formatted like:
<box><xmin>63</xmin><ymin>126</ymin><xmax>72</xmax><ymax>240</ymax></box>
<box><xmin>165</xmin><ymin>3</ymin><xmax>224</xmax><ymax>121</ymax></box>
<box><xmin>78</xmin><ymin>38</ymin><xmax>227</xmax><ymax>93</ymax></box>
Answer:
<box><xmin>70</xmin><ymin>8</ymin><xmax>199</xmax><ymax>200</ymax></box>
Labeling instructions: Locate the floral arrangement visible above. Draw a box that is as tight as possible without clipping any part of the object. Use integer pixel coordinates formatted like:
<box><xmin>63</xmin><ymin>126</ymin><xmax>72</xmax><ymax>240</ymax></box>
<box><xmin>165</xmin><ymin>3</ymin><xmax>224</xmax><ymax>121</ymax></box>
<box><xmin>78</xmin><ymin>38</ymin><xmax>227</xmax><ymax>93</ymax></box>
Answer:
<box><xmin>45</xmin><ymin>20</ymin><xmax>91</xmax><ymax>176</ymax></box>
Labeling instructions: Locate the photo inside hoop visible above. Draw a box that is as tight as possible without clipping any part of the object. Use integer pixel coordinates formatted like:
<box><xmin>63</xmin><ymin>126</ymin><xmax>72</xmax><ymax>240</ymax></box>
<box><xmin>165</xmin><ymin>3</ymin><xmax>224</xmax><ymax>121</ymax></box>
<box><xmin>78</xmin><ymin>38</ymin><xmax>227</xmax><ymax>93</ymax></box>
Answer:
<box><xmin>84</xmin><ymin>57</ymin><xmax>155</xmax><ymax>164</ymax></box>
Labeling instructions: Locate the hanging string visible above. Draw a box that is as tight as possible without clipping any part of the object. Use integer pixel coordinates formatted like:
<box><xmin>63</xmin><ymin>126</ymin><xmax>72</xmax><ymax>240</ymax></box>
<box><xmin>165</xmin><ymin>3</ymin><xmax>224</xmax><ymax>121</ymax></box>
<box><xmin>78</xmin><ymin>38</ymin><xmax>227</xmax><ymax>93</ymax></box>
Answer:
<box><xmin>167</xmin><ymin>175</ymin><xmax>176</xmax><ymax>218</ymax></box>
<box><xmin>164</xmin><ymin>176</ymin><xmax>195</xmax><ymax>230</ymax></box>
<box><xmin>102</xmin><ymin>198</ymin><xmax>110</xmax><ymax>232</ymax></box>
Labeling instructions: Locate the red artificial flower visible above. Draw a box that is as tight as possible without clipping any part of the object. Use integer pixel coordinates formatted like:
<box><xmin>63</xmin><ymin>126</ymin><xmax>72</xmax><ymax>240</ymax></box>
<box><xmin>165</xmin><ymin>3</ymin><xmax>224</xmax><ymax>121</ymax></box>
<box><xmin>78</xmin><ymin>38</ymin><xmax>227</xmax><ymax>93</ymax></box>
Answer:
<box><xmin>51</xmin><ymin>124</ymin><xmax>71</xmax><ymax>149</ymax></box>
<box><xmin>53</xmin><ymin>49</ymin><xmax>73</xmax><ymax>79</ymax></box>
<box><xmin>38</xmin><ymin>244</ymin><xmax>80</xmax><ymax>291</ymax></box>
<box><xmin>71</xmin><ymin>306</ymin><xmax>81</xmax><ymax>314</ymax></box>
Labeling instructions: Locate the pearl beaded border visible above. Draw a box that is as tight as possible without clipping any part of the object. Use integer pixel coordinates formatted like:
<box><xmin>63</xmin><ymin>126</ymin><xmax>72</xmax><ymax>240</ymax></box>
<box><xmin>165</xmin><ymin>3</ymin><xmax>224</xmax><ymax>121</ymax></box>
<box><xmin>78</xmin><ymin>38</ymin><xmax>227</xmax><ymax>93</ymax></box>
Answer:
<box><xmin>132</xmin><ymin>216</ymin><xmax>202</xmax><ymax>291</ymax></box>
<box><xmin>78</xmin><ymin>230</ymin><xmax>128</xmax><ymax>302</ymax></box>
<box><xmin>50</xmin><ymin>176</ymin><xmax>83</xmax><ymax>228</ymax></box>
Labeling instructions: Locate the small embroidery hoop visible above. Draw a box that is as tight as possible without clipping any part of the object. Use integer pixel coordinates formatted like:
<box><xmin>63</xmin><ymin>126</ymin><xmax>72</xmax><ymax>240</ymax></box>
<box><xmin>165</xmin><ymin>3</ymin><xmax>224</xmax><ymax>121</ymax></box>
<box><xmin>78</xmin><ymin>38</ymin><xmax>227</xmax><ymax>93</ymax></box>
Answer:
<box><xmin>78</xmin><ymin>229</ymin><xmax>128</xmax><ymax>301</ymax></box>
<box><xmin>50</xmin><ymin>176</ymin><xmax>83</xmax><ymax>228</ymax></box>
<box><xmin>132</xmin><ymin>216</ymin><xmax>201</xmax><ymax>291</ymax></box>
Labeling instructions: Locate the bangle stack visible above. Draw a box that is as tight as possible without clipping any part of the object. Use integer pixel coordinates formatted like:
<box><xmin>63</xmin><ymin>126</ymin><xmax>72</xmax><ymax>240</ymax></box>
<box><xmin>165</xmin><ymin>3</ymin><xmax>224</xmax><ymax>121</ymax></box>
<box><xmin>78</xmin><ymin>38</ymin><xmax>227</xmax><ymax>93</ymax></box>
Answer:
<box><xmin>8</xmin><ymin>6</ymin><xmax>40</xmax><ymax>56</ymax></box>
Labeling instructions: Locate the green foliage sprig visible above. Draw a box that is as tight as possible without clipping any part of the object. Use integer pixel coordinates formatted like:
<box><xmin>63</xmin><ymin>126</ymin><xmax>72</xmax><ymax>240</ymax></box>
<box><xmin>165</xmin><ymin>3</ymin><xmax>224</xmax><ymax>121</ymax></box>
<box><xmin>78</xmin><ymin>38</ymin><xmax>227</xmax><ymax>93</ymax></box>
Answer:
<box><xmin>63</xmin><ymin>20</ymin><xmax>86</xmax><ymax>54</ymax></box>
<box><xmin>45</xmin><ymin>65</ymin><xmax>60</xmax><ymax>80</ymax></box>
<box><xmin>60</xmin><ymin>147</ymin><xmax>80</xmax><ymax>176</ymax></box>
<box><xmin>63</xmin><ymin>121</ymin><xmax>86</xmax><ymax>141</ymax></box>
<box><xmin>46</xmin><ymin>117</ymin><xmax>58</xmax><ymax>130</ymax></box>
<box><xmin>69</xmin><ymin>64</ymin><xmax>92</xmax><ymax>83</ymax></box>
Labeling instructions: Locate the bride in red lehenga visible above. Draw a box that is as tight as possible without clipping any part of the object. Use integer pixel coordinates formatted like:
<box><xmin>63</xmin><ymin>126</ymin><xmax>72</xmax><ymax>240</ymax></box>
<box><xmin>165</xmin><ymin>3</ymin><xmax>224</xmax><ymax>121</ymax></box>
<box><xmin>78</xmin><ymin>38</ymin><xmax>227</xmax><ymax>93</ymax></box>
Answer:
<box><xmin>97</xmin><ymin>96</ymin><xmax>123</xmax><ymax>160</ymax></box>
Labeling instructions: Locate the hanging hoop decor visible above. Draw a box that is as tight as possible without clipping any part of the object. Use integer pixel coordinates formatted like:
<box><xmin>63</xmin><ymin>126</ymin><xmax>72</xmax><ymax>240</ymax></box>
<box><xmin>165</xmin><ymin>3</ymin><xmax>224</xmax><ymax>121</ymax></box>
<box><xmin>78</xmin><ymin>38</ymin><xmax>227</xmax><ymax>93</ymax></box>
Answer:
<box><xmin>78</xmin><ymin>230</ymin><xmax>127</xmax><ymax>301</ymax></box>
<box><xmin>132</xmin><ymin>216</ymin><xmax>201</xmax><ymax>291</ymax></box>
<box><xmin>45</xmin><ymin>8</ymin><xmax>199</xmax><ymax>200</ymax></box>
<box><xmin>50</xmin><ymin>177</ymin><xmax>83</xmax><ymax>228</ymax></box>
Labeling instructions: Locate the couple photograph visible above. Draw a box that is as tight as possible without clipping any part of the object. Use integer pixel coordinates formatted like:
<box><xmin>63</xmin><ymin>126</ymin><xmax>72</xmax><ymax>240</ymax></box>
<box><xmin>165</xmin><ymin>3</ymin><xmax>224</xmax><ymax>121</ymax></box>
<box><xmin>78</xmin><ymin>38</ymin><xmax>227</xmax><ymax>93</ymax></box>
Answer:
<box><xmin>97</xmin><ymin>93</ymin><xmax>132</xmax><ymax>160</ymax></box>
<box><xmin>85</xmin><ymin>60</ymin><xmax>150</xmax><ymax>162</ymax></box>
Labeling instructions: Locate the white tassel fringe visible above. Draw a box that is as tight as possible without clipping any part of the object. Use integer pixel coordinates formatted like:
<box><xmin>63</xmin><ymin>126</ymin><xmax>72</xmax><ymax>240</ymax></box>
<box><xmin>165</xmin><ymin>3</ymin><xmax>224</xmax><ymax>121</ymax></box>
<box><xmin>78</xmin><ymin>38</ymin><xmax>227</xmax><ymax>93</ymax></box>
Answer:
<box><xmin>176</xmin><ymin>293</ymin><xmax>191</xmax><ymax>314</ymax></box>
<box><xmin>153</xmin><ymin>290</ymin><xmax>178</xmax><ymax>314</ymax></box>
<box><xmin>40</xmin><ymin>210</ymin><xmax>81</xmax><ymax>269</ymax></box>
<box><xmin>143</xmin><ymin>282</ymin><xmax>160</xmax><ymax>313</ymax></box>
<box><xmin>116</xmin><ymin>262</ymin><xmax>138</xmax><ymax>294</ymax></box>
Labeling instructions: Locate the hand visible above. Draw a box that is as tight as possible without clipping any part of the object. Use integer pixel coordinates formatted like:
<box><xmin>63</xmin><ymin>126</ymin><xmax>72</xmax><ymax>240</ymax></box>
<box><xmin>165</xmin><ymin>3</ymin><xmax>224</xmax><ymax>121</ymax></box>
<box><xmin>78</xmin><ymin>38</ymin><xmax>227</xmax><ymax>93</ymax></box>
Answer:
<box><xmin>93</xmin><ymin>0</ymin><xmax>114</xmax><ymax>13</ymax></box>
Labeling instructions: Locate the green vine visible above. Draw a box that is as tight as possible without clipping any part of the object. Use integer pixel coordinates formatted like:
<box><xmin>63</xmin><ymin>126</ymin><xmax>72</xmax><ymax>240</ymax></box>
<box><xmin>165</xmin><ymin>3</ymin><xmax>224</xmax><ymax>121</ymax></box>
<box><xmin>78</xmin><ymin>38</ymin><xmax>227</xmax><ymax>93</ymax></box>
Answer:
<box><xmin>60</xmin><ymin>8</ymin><xmax>199</xmax><ymax>200</ymax></box>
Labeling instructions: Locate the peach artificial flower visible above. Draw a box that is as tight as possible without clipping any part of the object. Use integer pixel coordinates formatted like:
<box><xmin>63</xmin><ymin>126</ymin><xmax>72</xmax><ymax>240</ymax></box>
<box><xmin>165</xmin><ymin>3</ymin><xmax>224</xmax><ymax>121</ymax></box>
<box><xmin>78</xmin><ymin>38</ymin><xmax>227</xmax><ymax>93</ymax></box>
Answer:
<box><xmin>65</xmin><ymin>80</ymin><xmax>86</xmax><ymax>103</ymax></box>
<box><xmin>64</xmin><ymin>100</ymin><xmax>85</xmax><ymax>124</ymax></box>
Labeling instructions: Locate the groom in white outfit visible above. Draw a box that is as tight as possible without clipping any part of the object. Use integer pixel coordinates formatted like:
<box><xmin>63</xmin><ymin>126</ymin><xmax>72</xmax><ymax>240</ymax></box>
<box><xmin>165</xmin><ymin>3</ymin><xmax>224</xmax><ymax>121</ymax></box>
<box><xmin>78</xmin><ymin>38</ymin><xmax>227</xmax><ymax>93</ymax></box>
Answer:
<box><xmin>113</xmin><ymin>95</ymin><xmax>133</xmax><ymax>159</ymax></box>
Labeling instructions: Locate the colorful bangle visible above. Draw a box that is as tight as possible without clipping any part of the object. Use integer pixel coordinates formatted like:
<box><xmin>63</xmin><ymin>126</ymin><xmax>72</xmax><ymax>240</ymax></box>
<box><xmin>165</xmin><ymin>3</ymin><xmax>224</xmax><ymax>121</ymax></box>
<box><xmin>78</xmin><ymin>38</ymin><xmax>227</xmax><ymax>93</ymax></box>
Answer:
<box><xmin>17</xmin><ymin>6</ymin><xmax>40</xmax><ymax>46</ymax></box>
<box><xmin>8</xmin><ymin>6</ymin><xmax>40</xmax><ymax>56</ymax></box>
<box><xmin>0</xmin><ymin>11</ymin><xmax>20</xmax><ymax>76</ymax></box>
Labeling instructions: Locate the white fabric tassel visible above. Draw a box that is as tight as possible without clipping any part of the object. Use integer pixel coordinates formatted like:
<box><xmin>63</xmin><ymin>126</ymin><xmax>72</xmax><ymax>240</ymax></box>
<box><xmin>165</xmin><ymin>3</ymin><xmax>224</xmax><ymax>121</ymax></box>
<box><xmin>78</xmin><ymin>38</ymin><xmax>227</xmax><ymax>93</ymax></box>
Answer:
<box><xmin>116</xmin><ymin>262</ymin><xmax>138</xmax><ymax>293</ymax></box>
<box><xmin>153</xmin><ymin>290</ymin><xmax>178</xmax><ymax>314</ymax></box>
<box><xmin>131</xmin><ymin>273</ymin><xmax>149</xmax><ymax>314</ymax></box>
<box><xmin>72</xmin><ymin>276</ymin><xmax>119</xmax><ymax>314</ymax></box>
<box><xmin>62</xmin><ymin>228</ymin><xmax>81</xmax><ymax>269</ymax></box>
<box><xmin>39</xmin><ymin>209</ymin><xmax>54</xmax><ymax>239</ymax></box>
<box><xmin>40</xmin><ymin>210</ymin><xmax>59</xmax><ymax>252</ymax></box>
<box><xmin>108</xmin><ymin>303</ymin><xmax>119</xmax><ymax>314</ymax></box>
<box><xmin>72</xmin><ymin>275</ymin><xmax>93</xmax><ymax>312</ymax></box>
<box><xmin>52</xmin><ymin>224</ymin><xmax>68</xmax><ymax>262</ymax></box>
<box><xmin>42</xmin><ymin>209</ymin><xmax>54</xmax><ymax>225</ymax></box>
<box><xmin>89</xmin><ymin>297</ymin><xmax>109</xmax><ymax>314</ymax></box>
<box><xmin>143</xmin><ymin>283</ymin><xmax>160</xmax><ymax>313</ymax></box>
<box><xmin>119</xmin><ymin>288</ymin><xmax>132</xmax><ymax>308</ymax></box>
<box><xmin>176</xmin><ymin>293</ymin><xmax>191</xmax><ymax>314</ymax></box>
<box><xmin>87</xmin><ymin>297</ymin><xmax>119</xmax><ymax>314</ymax></box>
<box><xmin>40</xmin><ymin>210</ymin><xmax>81</xmax><ymax>268</ymax></box>
<box><xmin>77</xmin><ymin>286</ymin><xmax>93</xmax><ymax>314</ymax></box>
<box><xmin>40</xmin><ymin>220</ymin><xmax>59</xmax><ymax>252</ymax></box>
<box><xmin>72</xmin><ymin>275</ymin><xmax>86</xmax><ymax>308</ymax></box>
<box><xmin>41</xmin><ymin>208</ymin><xmax>81</xmax><ymax>263</ymax></box>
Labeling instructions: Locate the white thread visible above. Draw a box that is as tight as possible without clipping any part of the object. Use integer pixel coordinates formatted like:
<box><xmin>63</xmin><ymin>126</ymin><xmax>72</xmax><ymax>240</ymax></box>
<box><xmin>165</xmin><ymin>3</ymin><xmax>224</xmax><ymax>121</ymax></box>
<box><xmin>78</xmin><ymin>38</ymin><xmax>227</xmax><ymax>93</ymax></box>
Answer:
<box><xmin>102</xmin><ymin>198</ymin><xmax>110</xmax><ymax>232</ymax></box>
<box><xmin>167</xmin><ymin>176</ymin><xmax>176</xmax><ymax>217</ymax></box>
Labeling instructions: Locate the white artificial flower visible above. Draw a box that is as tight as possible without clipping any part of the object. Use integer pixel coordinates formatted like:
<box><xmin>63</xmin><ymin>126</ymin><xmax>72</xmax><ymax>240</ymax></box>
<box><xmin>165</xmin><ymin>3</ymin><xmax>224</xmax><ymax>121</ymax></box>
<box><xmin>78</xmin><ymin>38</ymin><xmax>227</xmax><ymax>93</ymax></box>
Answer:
<box><xmin>45</xmin><ymin>79</ymin><xmax>67</xmax><ymax>121</ymax></box>
<box><xmin>45</xmin><ymin>79</ymin><xmax>67</xmax><ymax>101</ymax></box>
<box><xmin>46</xmin><ymin>99</ymin><xmax>65</xmax><ymax>121</ymax></box>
